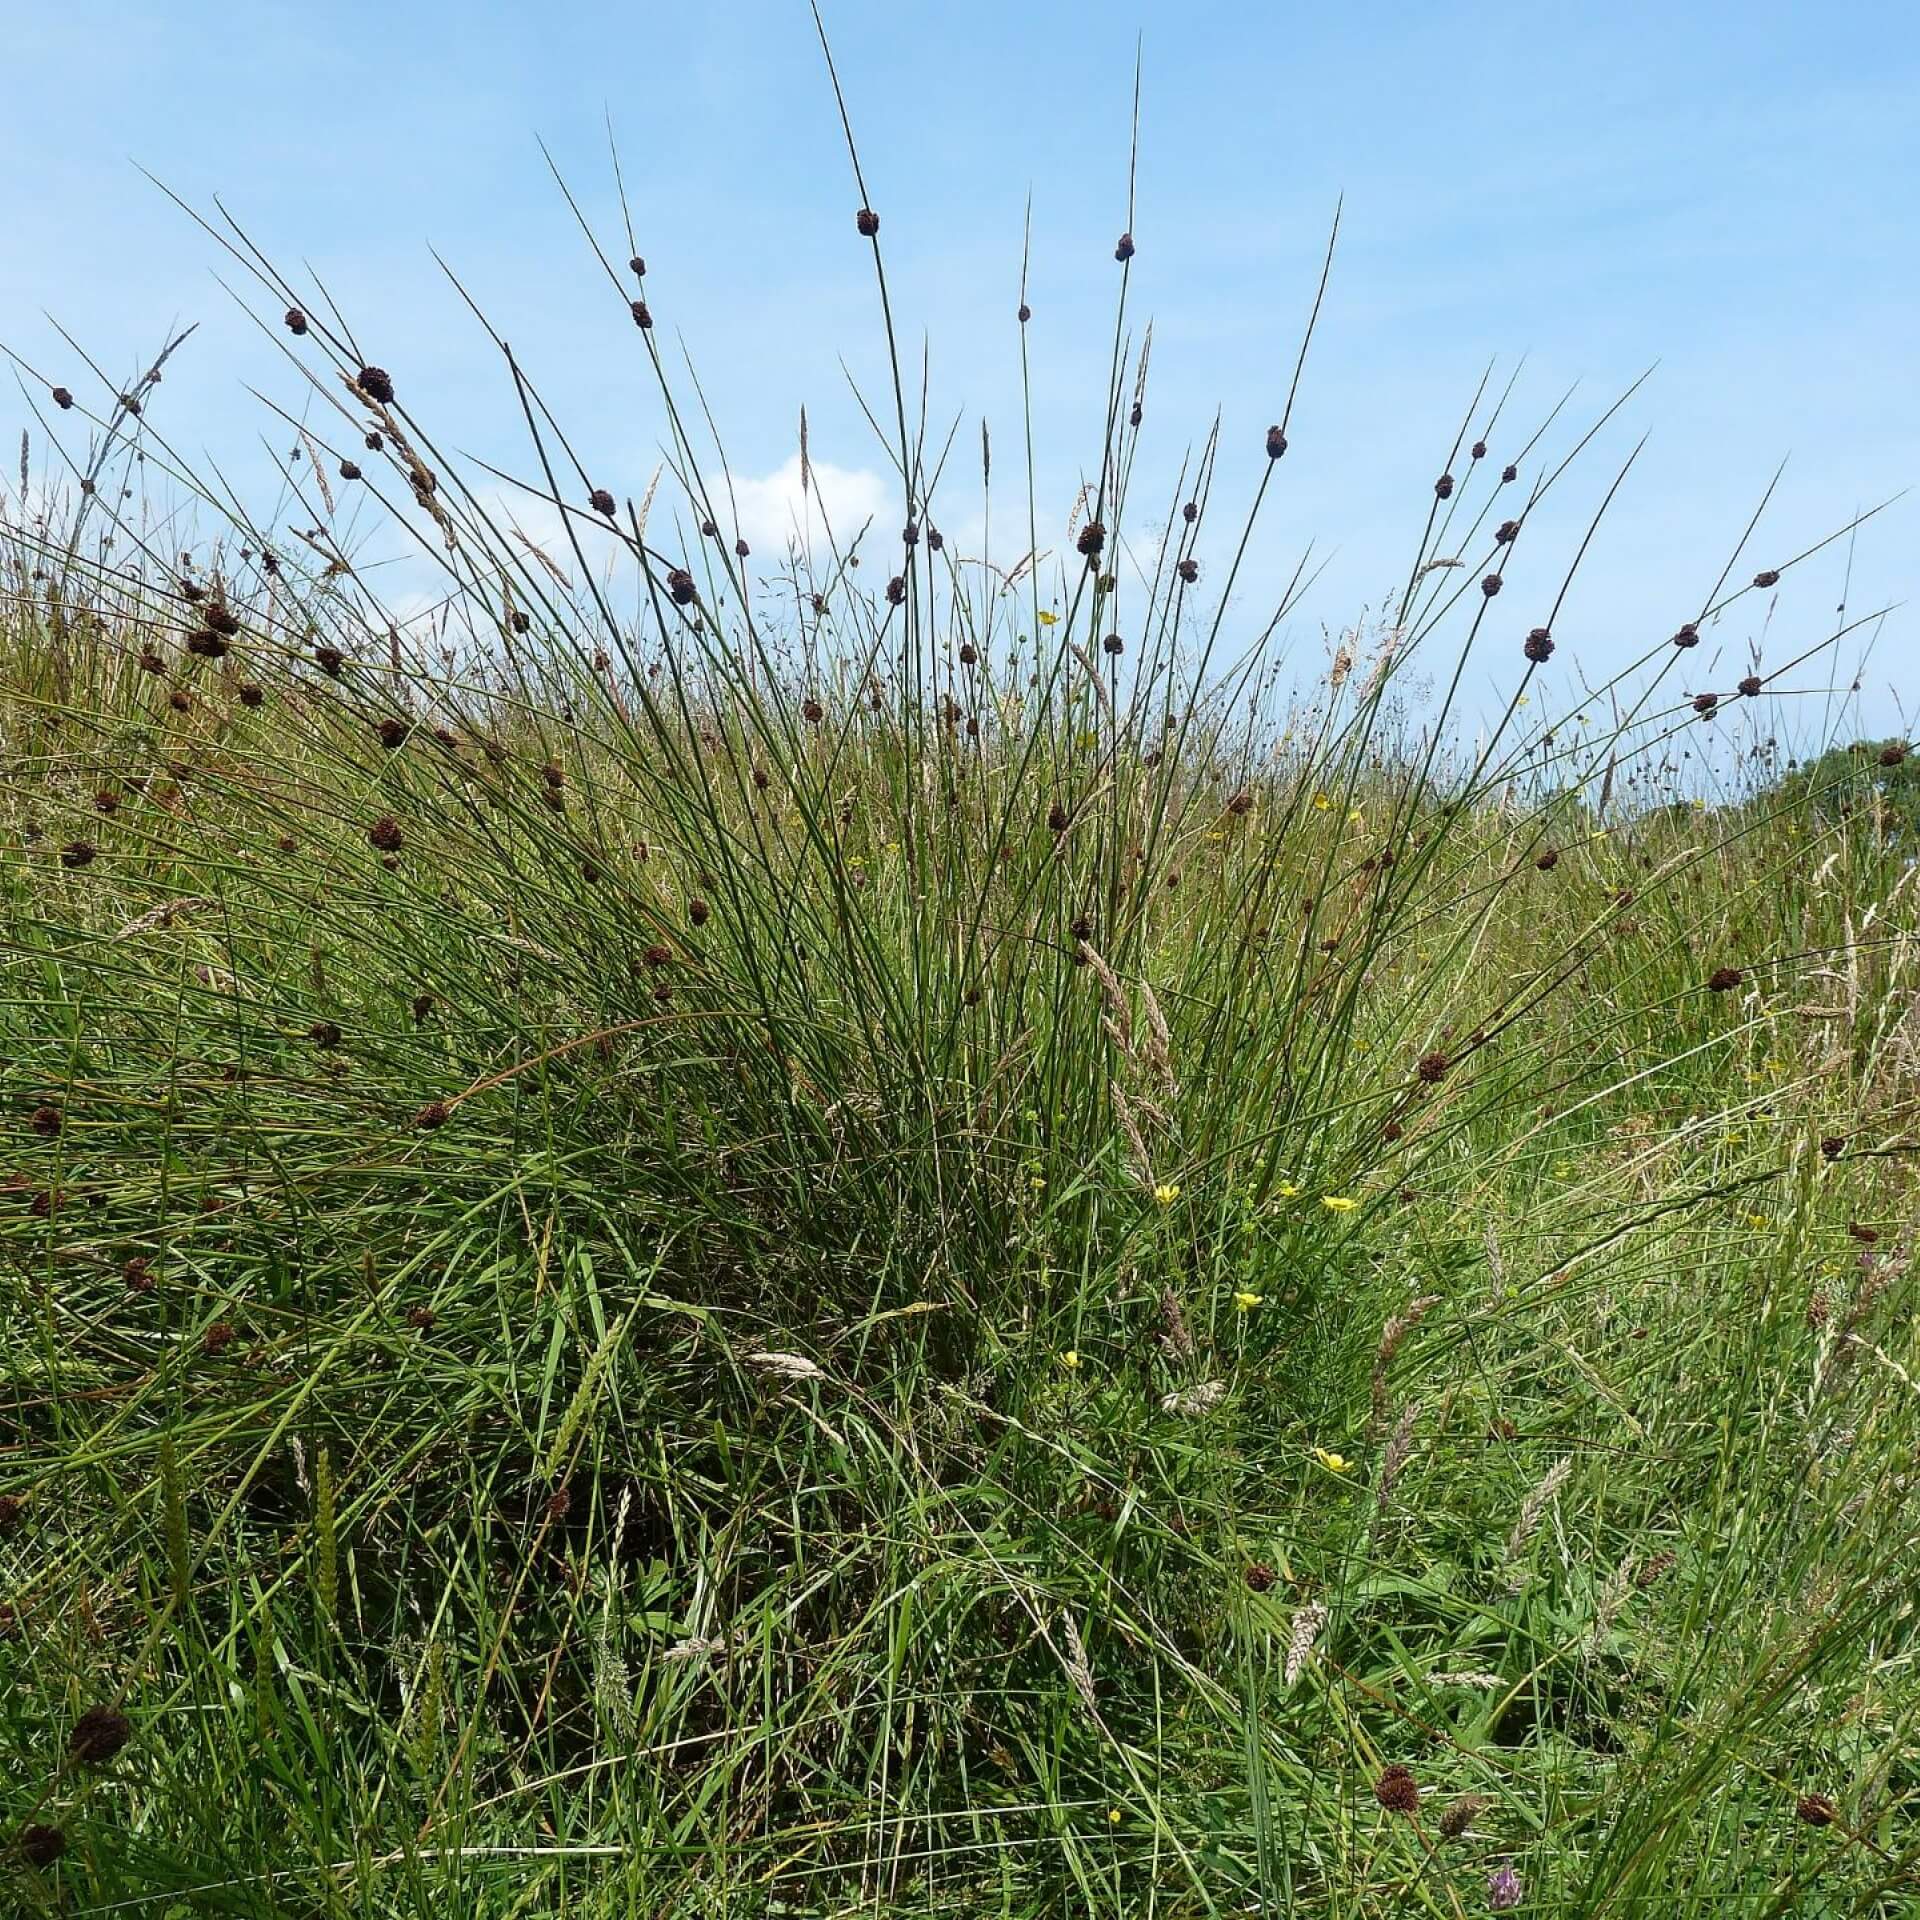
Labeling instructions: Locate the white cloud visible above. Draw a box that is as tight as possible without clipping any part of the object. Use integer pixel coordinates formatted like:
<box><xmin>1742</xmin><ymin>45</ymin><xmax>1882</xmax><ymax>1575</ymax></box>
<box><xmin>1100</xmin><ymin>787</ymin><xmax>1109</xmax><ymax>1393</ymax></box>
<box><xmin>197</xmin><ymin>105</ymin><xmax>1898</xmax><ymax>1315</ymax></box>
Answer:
<box><xmin>719</xmin><ymin>454</ymin><xmax>892</xmax><ymax>561</ymax></box>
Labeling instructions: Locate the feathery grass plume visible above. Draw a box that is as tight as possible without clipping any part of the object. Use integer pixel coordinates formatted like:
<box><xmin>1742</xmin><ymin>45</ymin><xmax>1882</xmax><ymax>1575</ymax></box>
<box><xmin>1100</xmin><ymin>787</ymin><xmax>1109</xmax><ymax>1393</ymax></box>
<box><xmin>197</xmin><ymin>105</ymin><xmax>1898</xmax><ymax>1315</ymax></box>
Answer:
<box><xmin>1369</xmin><ymin>1293</ymin><xmax>1439</xmax><ymax>1434</ymax></box>
<box><xmin>1506</xmin><ymin>1456</ymin><xmax>1573</xmax><ymax>1581</ymax></box>
<box><xmin>312</xmin><ymin>1446</ymin><xmax>338</xmax><ymax>1628</ymax></box>
<box><xmin>1160</xmin><ymin>1379</ymin><xmax>1226</xmax><ymax>1417</ymax></box>
<box><xmin>1284</xmin><ymin>1602</ymin><xmax>1328</xmax><ymax>1688</ymax></box>
<box><xmin>541</xmin><ymin>1312</ymin><xmax>631</xmax><ymax>1482</ymax></box>
<box><xmin>1590</xmin><ymin>1553</ymin><xmax>1637</xmax><ymax>1652</ymax></box>
<box><xmin>1375</xmin><ymin>1399</ymin><xmax>1421</xmax><ymax>1504</ymax></box>
<box><xmin>412</xmin><ymin>1638</ymin><xmax>445</xmax><ymax>1771</ymax></box>
<box><xmin>1060</xmin><ymin>1613</ymin><xmax>1098</xmax><ymax>1716</ymax></box>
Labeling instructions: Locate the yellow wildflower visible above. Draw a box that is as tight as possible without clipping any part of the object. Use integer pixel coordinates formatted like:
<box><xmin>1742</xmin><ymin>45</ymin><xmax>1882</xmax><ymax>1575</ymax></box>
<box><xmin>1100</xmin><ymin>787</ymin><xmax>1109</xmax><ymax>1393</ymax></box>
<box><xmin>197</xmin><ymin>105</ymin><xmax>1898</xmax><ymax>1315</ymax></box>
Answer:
<box><xmin>1233</xmin><ymin>1290</ymin><xmax>1263</xmax><ymax>1311</ymax></box>
<box><xmin>1313</xmin><ymin>1447</ymin><xmax>1350</xmax><ymax>1473</ymax></box>
<box><xmin>1154</xmin><ymin>1183</ymin><xmax>1181</xmax><ymax>1207</ymax></box>
<box><xmin>1037</xmin><ymin>609</ymin><xmax>1058</xmax><ymax>627</ymax></box>
<box><xmin>1060</xmin><ymin>1349</ymin><xmax>1080</xmax><ymax>1370</ymax></box>
<box><xmin>1320</xmin><ymin>1195</ymin><xmax>1358</xmax><ymax>1213</ymax></box>
<box><xmin>1312</xmin><ymin>791</ymin><xmax>1332</xmax><ymax>811</ymax></box>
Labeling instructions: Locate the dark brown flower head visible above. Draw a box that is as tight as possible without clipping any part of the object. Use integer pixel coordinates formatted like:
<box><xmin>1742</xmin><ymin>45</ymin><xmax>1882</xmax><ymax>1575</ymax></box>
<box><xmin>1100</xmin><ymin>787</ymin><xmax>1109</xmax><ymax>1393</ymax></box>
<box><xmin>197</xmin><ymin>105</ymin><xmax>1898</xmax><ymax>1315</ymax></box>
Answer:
<box><xmin>1707</xmin><ymin>966</ymin><xmax>1743</xmax><ymax>992</ymax></box>
<box><xmin>1494</xmin><ymin>520</ymin><xmax>1520</xmax><ymax>545</ymax></box>
<box><xmin>1416</xmin><ymin>1050</ymin><xmax>1449</xmax><ymax>1084</ymax></box>
<box><xmin>185</xmin><ymin>626</ymin><xmax>227</xmax><ymax>658</ymax></box>
<box><xmin>957</xmin><ymin>643</ymin><xmax>980</xmax><ymax>668</ymax></box>
<box><xmin>70</xmin><ymin>1704</ymin><xmax>133</xmax><ymax>1765</ymax></box>
<box><xmin>1128</xmin><ymin>400</ymin><xmax>1143</xmax><ymax>427</ymax></box>
<box><xmin>1437</xmin><ymin>1794</ymin><xmax>1485</xmax><ymax>1840</ymax></box>
<box><xmin>630</xmin><ymin>299</ymin><xmax>653</xmax><ymax>329</ymax></box>
<box><xmin>1434</xmin><ymin>474</ymin><xmax>1454</xmax><ymax>500</ymax></box>
<box><xmin>1796</xmin><ymin>1792</ymin><xmax>1838</xmax><ymax>1827</ymax></box>
<box><xmin>1819</xmin><ymin>1134</ymin><xmax>1845</xmax><ymax>1160</ymax></box>
<box><xmin>309</xmin><ymin>1020</ymin><xmax>343</xmax><ymax>1050</ymax></box>
<box><xmin>1880</xmin><ymin>743</ymin><xmax>1909</xmax><ymax>767</ymax></box>
<box><xmin>856</xmin><ymin>206</ymin><xmax>880</xmax><ymax>236</ymax></box>
<box><xmin>376</xmin><ymin>717</ymin><xmax>410</xmax><ymax>751</ymax></box>
<box><xmin>93</xmin><ymin>787</ymin><xmax>121</xmax><ymax>815</ymax></box>
<box><xmin>1114</xmin><ymin>230</ymin><xmax>1135</xmax><ymax>261</ymax></box>
<box><xmin>1672</xmin><ymin>622</ymin><xmax>1699</xmax><ymax>648</ymax></box>
<box><xmin>124</xmin><ymin>1254</ymin><xmax>155</xmax><ymax>1292</ymax></box>
<box><xmin>688</xmin><ymin>897</ymin><xmax>710</xmax><ymax>927</ymax></box>
<box><xmin>802</xmin><ymin>696</ymin><xmax>824</xmax><ymax>725</ymax></box>
<box><xmin>1266</xmin><ymin>424</ymin><xmax>1288</xmax><ymax>459</ymax></box>
<box><xmin>407</xmin><ymin>1303</ymin><xmax>436</xmax><ymax>1330</ymax></box>
<box><xmin>140</xmin><ymin>649</ymin><xmax>167</xmax><ymax>674</ymax></box>
<box><xmin>1182</xmin><ymin>500</ymin><xmax>1198</xmax><ymax>524</ymax></box>
<box><xmin>1243</xmin><ymin>1561</ymin><xmax>1276</xmax><ymax>1592</ymax></box>
<box><xmin>315</xmin><ymin>645</ymin><xmax>345</xmax><ymax>676</ymax></box>
<box><xmin>1374</xmin><ymin>1765</ymin><xmax>1420</xmax><ymax>1814</ymax></box>
<box><xmin>1227</xmin><ymin>788</ymin><xmax>1254</xmax><ymax>816</ymax></box>
<box><xmin>60</xmin><ymin>840</ymin><xmax>97</xmax><ymax>870</ymax></box>
<box><xmin>0</xmin><ymin>1493</ymin><xmax>23</xmax><ymax>1534</ymax></box>
<box><xmin>1382</xmin><ymin>1119</ymin><xmax>1403</xmax><ymax>1142</ymax></box>
<box><xmin>1501</xmin><ymin>462</ymin><xmax>1518</xmax><ymax>482</ymax></box>
<box><xmin>1693</xmin><ymin>692</ymin><xmax>1718</xmax><ymax>715</ymax></box>
<box><xmin>666</xmin><ymin>567</ymin><xmax>697</xmax><ymax>607</ymax></box>
<box><xmin>1753</xmin><ymin>569</ymin><xmax>1780</xmax><ymax>588</ymax></box>
<box><xmin>1471</xmin><ymin>439</ymin><xmax>1488</xmax><ymax>459</ymax></box>
<box><xmin>1535</xmin><ymin>847</ymin><xmax>1559</xmax><ymax>870</ymax></box>
<box><xmin>589</xmin><ymin>487</ymin><xmax>616</xmax><ymax>518</ymax></box>
<box><xmin>238</xmin><ymin>683</ymin><xmax>264</xmax><ymax>708</ymax></box>
<box><xmin>629</xmin><ymin>254</ymin><xmax>646</xmax><ymax>276</ymax></box>
<box><xmin>365</xmin><ymin>430</ymin><xmax>383</xmax><ymax>451</ymax></box>
<box><xmin>1847</xmin><ymin>1221</ymin><xmax>1878</xmax><ymax>1245</ymax></box>
<box><xmin>886</xmin><ymin>574</ymin><xmax>906</xmax><ymax>606</ymax></box>
<box><xmin>285</xmin><ymin>306</ymin><xmax>309</xmax><ymax>335</ymax></box>
<box><xmin>1095</xmin><ymin>632</ymin><xmax>1122</xmax><ymax>658</ymax></box>
<box><xmin>356</xmin><ymin>365</ymin><xmax>395</xmax><ymax>405</ymax></box>
<box><xmin>169</xmin><ymin>687</ymin><xmax>193</xmax><ymax>712</ymax></box>
<box><xmin>30</xmin><ymin>1104</ymin><xmax>62</xmax><ymax>1137</ymax></box>
<box><xmin>750</xmin><ymin>766</ymin><xmax>772</xmax><ymax>792</ymax></box>
<box><xmin>338</xmin><ymin>458</ymin><xmax>363</xmax><ymax>482</ymax></box>
<box><xmin>414</xmin><ymin>1099</ymin><xmax>450</xmax><ymax>1130</ymax></box>
<box><xmin>510</xmin><ymin>609</ymin><xmax>530</xmax><ymax>634</ymax></box>
<box><xmin>1177</xmin><ymin>557</ymin><xmax>1200</xmax><ymax>584</ymax></box>
<box><xmin>18</xmin><ymin>1823</ymin><xmax>66</xmax><ymax>1868</ymax></box>
<box><xmin>1523</xmin><ymin>628</ymin><xmax>1554</xmax><ymax>663</ymax></box>
<box><xmin>368</xmin><ymin>814</ymin><xmax>403</xmax><ymax>853</ymax></box>
<box><xmin>1738</xmin><ymin>674</ymin><xmax>1763</xmax><ymax>698</ymax></box>
<box><xmin>411</xmin><ymin>991</ymin><xmax>435</xmax><ymax>1022</ymax></box>
<box><xmin>1047</xmin><ymin>801</ymin><xmax>1070</xmax><ymax>834</ymax></box>
<box><xmin>52</xmin><ymin>386</ymin><xmax>74</xmax><ymax>410</ymax></box>
<box><xmin>1017</xmin><ymin>301</ymin><xmax>1032</xmax><ymax>323</ymax></box>
<box><xmin>926</xmin><ymin>524</ymin><xmax>944</xmax><ymax>553</ymax></box>
<box><xmin>1481</xmin><ymin>573</ymin><xmax>1502</xmax><ymax>597</ymax></box>
<box><xmin>1076</xmin><ymin>520</ymin><xmax>1105</xmax><ymax>559</ymax></box>
<box><xmin>642</xmin><ymin>942</ymin><xmax>674</xmax><ymax>972</ymax></box>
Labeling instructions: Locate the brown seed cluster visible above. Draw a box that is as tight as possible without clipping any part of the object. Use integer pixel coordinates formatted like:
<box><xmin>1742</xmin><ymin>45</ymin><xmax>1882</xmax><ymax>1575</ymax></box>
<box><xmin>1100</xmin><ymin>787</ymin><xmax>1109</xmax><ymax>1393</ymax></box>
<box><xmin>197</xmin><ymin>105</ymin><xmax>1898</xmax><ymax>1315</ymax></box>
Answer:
<box><xmin>1243</xmin><ymin>1561</ymin><xmax>1276</xmax><ymax>1592</ymax></box>
<box><xmin>69</xmin><ymin>1704</ymin><xmax>133</xmax><ymax>1765</ymax></box>
<box><xmin>1707</xmin><ymin>966</ymin><xmax>1743</xmax><ymax>993</ymax></box>
<box><xmin>1523</xmin><ymin>628</ymin><xmax>1553</xmax><ymax>663</ymax></box>
<box><xmin>1374</xmin><ymin>1765</ymin><xmax>1420</xmax><ymax>1814</ymax></box>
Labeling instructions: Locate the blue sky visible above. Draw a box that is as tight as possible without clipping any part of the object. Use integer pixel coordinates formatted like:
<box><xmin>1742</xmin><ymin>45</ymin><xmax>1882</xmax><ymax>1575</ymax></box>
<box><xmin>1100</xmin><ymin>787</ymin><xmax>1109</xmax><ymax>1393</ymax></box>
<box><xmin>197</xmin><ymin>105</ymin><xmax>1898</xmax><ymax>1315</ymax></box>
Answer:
<box><xmin>5</xmin><ymin>0</ymin><xmax>1914</xmax><ymax>745</ymax></box>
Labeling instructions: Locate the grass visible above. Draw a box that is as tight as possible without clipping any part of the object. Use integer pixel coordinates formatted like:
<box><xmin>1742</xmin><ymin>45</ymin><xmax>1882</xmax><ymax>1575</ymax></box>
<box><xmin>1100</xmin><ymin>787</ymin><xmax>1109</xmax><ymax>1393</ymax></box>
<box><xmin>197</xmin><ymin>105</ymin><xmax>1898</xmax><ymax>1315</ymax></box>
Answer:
<box><xmin>2</xmin><ymin>72</ymin><xmax>1918</xmax><ymax>1918</ymax></box>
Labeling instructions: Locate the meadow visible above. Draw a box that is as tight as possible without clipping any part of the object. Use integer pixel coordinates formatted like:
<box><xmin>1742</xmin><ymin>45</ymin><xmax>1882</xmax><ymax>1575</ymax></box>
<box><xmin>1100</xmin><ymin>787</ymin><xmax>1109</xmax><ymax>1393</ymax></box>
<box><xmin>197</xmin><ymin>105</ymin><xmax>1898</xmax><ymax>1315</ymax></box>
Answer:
<box><xmin>2</xmin><ymin>98</ymin><xmax>1918</xmax><ymax>1919</ymax></box>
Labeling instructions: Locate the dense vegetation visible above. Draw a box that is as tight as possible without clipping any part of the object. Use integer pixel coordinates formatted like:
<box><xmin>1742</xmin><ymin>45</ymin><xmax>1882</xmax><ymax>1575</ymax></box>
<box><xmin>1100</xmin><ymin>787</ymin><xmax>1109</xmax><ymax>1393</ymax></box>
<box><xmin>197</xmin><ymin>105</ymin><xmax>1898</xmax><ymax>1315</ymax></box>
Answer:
<box><xmin>2</xmin><ymin>97</ymin><xmax>1916</xmax><ymax>1919</ymax></box>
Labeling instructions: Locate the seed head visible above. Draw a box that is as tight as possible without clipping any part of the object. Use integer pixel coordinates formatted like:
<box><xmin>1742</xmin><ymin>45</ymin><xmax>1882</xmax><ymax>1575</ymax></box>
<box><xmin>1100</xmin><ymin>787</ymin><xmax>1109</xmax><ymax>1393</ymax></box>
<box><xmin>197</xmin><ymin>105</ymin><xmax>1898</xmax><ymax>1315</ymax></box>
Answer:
<box><xmin>356</xmin><ymin>365</ymin><xmax>395</xmax><ymax>405</ymax></box>
<box><xmin>1373</xmin><ymin>1765</ymin><xmax>1420</xmax><ymax>1814</ymax></box>
<box><xmin>1102</xmin><ymin>632</ymin><xmax>1124</xmax><ymax>656</ymax></box>
<box><xmin>1114</xmin><ymin>231</ymin><xmax>1135</xmax><ymax>261</ymax></box>
<box><xmin>1047</xmin><ymin>801</ymin><xmax>1070</xmax><ymax>833</ymax></box>
<box><xmin>1481</xmin><ymin>574</ymin><xmax>1502</xmax><ymax>597</ymax></box>
<box><xmin>1243</xmin><ymin>1561</ymin><xmax>1277</xmax><ymax>1592</ymax></box>
<box><xmin>1707</xmin><ymin>966</ymin><xmax>1742</xmax><ymax>992</ymax></box>
<box><xmin>52</xmin><ymin>386</ymin><xmax>74</xmax><ymax>409</ymax></box>
<box><xmin>1820</xmin><ymin>1135</ymin><xmax>1845</xmax><ymax>1159</ymax></box>
<box><xmin>803</xmin><ymin>696</ymin><xmax>824</xmax><ymax>724</ymax></box>
<box><xmin>1434</xmin><ymin>474</ymin><xmax>1454</xmax><ymax>500</ymax></box>
<box><xmin>1753</xmin><ymin>569</ymin><xmax>1780</xmax><ymax>588</ymax></box>
<box><xmin>70</xmin><ymin>1704</ymin><xmax>133</xmax><ymax>1765</ymax></box>
<box><xmin>1471</xmin><ymin>439</ymin><xmax>1488</xmax><ymax>459</ymax></box>
<box><xmin>18</xmin><ymin>1824</ymin><xmax>66</xmax><ymax>1868</ymax></box>
<box><xmin>1796</xmin><ymin>1792</ymin><xmax>1838</xmax><ymax>1826</ymax></box>
<box><xmin>376</xmin><ymin>717</ymin><xmax>410</xmax><ymax>750</ymax></box>
<box><xmin>1672</xmin><ymin>623</ymin><xmax>1699</xmax><ymax>648</ymax></box>
<box><xmin>589</xmin><ymin>488</ymin><xmax>616</xmax><ymax>517</ymax></box>
<box><xmin>666</xmin><ymin>568</ymin><xmax>697</xmax><ymax>607</ymax></box>
<box><xmin>630</xmin><ymin>299</ymin><xmax>653</xmax><ymax>329</ymax></box>
<box><xmin>284</xmin><ymin>307</ymin><xmax>308</xmax><ymax>335</ymax></box>
<box><xmin>315</xmin><ymin>645</ymin><xmax>345</xmax><ymax>676</ymax></box>
<box><xmin>1437</xmin><ymin>1794</ymin><xmax>1486</xmax><ymax>1840</ymax></box>
<box><xmin>368</xmin><ymin>814</ymin><xmax>404</xmax><ymax>853</ymax></box>
<box><xmin>407</xmin><ymin>1304</ymin><xmax>436</xmax><ymax>1329</ymax></box>
<box><xmin>1266</xmin><ymin>424</ymin><xmax>1288</xmax><ymax>459</ymax></box>
<box><xmin>1227</xmin><ymin>789</ymin><xmax>1253</xmax><ymax>816</ymax></box>
<box><xmin>1880</xmin><ymin>743</ymin><xmax>1908</xmax><ymax>767</ymax></box>
<box><xmin>886</xmin><ymin>574</ymin><xmax>906</xmax><ymax>605</ymax></box>
<box><xmin>140</xmin><ymin>650</ymin><xmax>167</xmax><ymax>673</ymax></box>
<box><xmin>1535</xmin><ymin>848</ymin><xmax>1559</xmax><ymax>870</ymax></box>
<box><xmin>309</xmin><ymin>1020</ymin><xmax>342</xmax><ymax>1050</ymax></box>
<box><xmin>1177</xmin><ymin>557</ymin><xmax>1200</xmax><ymax>584</ymax></box>
<box><xmin>1076</xmin><ymin>520</ymin><xmax>1105</xmax><ymax>559</ymax></box>
<box><xmin>1018</xmin><ymin>301</ymin><xmax>1031</xmax><ymax>322</ymax></box>
<box><xmin>365</xmin><ymin>431</ymin><xmax>383</xmax><ymax>451</ymax></box>
<box><xmin>1738</xmin><ymin>674</ymin><xmax>1762</xmax><ymax>697</ymax></box>
<box><xmin>60</xmin><ymin>840</ymin><xmax>96</xmax><ymax>869</ymax></box>
<box><xmin>856</xmin><ymin>206</ymin><xmax>880</xmax><ymax>236</ymax></box>
<box><xmin>1417</xmin><ymin>1051</ymin><xmax>1449</xmax><ymax>1084</ymax></box>
<box><xmin>0</xmin><ymin>1494</ymin><xmax>23</xmax><ymax>1534</ymax></box>
<box><xmin>1523</xmin><ymin>628</ymin><xmax>1553</xmax><ymax>663</ymax></box>
<box><xmin>414</xmin><ymin>1099</ymin><xmax>450</xmax><ymax>1130</ymax></box>
<box><xmin>1693</xmin><ymin>692</ymin><xmax>1718</xmax><ymax>715</ymax></box>
<box><xmin>629</xmin><ymin>254</ymin><xmax>646</xmax><ymax>276</ymax></box>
